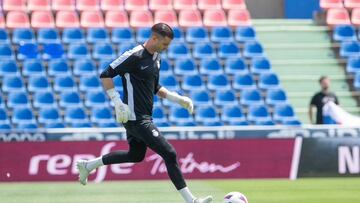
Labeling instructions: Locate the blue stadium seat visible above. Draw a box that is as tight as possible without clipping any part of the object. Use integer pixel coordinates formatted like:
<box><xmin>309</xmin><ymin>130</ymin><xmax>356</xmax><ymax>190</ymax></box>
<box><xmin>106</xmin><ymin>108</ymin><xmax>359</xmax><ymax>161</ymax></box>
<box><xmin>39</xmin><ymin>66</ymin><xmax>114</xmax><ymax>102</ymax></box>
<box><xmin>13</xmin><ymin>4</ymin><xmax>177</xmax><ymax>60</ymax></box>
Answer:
<box><xmin>167</xmin><ymin>43</ymin><xmax>190</xmax><ymax>59</ymax></box>
<box><xmin>154</xmin><ymin>95</ymin><xmax>162</xmax><ymax>107</ymax></box>
<box><xmin>169</xmin><ymin>106</ymin><xmax>194</xmax><ymax>124</ymax></box>
<box><xmin>250</xmin><ymin>57</ymin><xmax>272</xmax><ymax>75</ymax></box>
<box><xmin>118</xmin><ymin>42</ymin><xmax>136</xmax><ymax>54</ymax></box>
<box><xmin>37</xmin><ymin>28</ymin><xmax>60</xmax><ymax>44</ymax></box>
<box><xmin>235</xmin><ymin>26</ymin><xmax>257</xmax><ymax>42</ymax></box>
<box><xmin>195</xmin><ymin>106</ymin><xmax>219</xmax><ymax>124</ymax></box>
<box><xmin>340</xmin><ymin>41</ymin><xmax>360</xmax><ymax>58</ymax></box>
<box><xmin>243</xmin><ymin>42</ymin><xmax>265</xmax><ymax>58</ymax></box>
<box><xmin>0</xmin><ymin>108</ymin><xmax>9</xmax><ymax>124</ymax></box>
<box><xmin>17</xmin><ymin>43</ymin><xmax>39</xmax><ymax>60</ymax></box>
<box><xmin>346</xmin><ymin>57</ymin><xmax>360</xmax><ymax>74</ymax></box>
<box><xmin>2</xmin><ymin>76</ymin><xmax>25</xmax><ymax>93</ymax></box>
<box><xmin>210</xmin><ymin>27</ymin><xmax>233</xmax><ymax>43</ymax></box>
<box><xmin>182</xmin><ymin>74</ymin><xmax>205</xmax><ymax>91</ymax></box>
<box><xmin>229</xmin><ymin>121</ymin><xmax>249</xmax><ymax>126</ymax></box>
<box><xmin>136</xmin><ymin>27</ymin><xmax>151</xmax><ymax>43</ymax></box>
<box><xmin>353</xmin><ymin>72</ymin><xmax>360</xmax><ymax>89</ymax></box>
<box><xmin>28</xmin><ymin>76</ymin><xmax>51</xmax><ymax>92</ymax></box>
<box><xmin>48</xmin><ymin>59</ymin><xmax>71</xmax><ymax>76</ymax></box>
<box><xmin>333</xmin><ymin>25</ymin><xmax>356</xmax><ymax>42</ymax></box>
<box><xmin>0</xmin><ymin>124</ymin><xmax>11</xmax><ymax>130</ymax></box>
<box><xmin>0</xmin><ymin>44</ymin><xmax>14</xmax><ymax>59</ymax></box>
<box><xmin>38</xmin><ymin>107</ymin><xmax>61</xmax><ymax>124</ymax></box>
<box><xmin>0</xmin><ymin>29</ymin><xmax>9</xmax><ymax>44</ymax></box>
<box><xmin>98</xmin><ymin>59</ymin><xmax>112</xmax><ymax>74</ymax></box>
<box><xmin>199</xmin><ymin>58</ymin><xmax>223</xmax><ymax>75</ymax></box>
<box><xmin>0</xmin><ymin>95</ymin><xmax>4</xmax><ymax>108</ymax></box>
<box><xmin>87</xmin><ymin>28</ymin><xmax>110</xmax><ymax>44</ymax></box>
<box><xmin>59</xmin><ymin>91</ymin><xmax>82</xmax><ymax>108</ymax></box>
<box><xmin>12</xmin><ymin>28</ymin><xmax>35</xmax><ymax>44</ymax></box>
<box><xmin>172</xmin><ymin>27</ymin><xmax>184</xmax><ymax>43</ymax></box>
<box><xmin>176</xmin><ymin>121</ymin><xmax>197</xmax><ymax>126</ymax></box>
<box><xmin>54</xmin><ymin>76</ymin><xmax>77</xmax><ymax>92</ymax></box>
<box><xmin>207</xmin><ymin>75</ymin><xmax>230</xmax><ymax>91</ymax></box>
<box><xmin>7</xmin><ymin>92</ymin><xmax>30</xmax><ymax>108</ymax></box>
<box><xmin>113</xmin><ymin>76</ymin><xmax>123</xmax><ymax>90</ymax></box>
<box><xmin>214</xmin><ymin>90</ymin><xmax>238</xmax><ymax>106</ymax></box>
<box><xmin>266</xmin><ymin>89</ymin><xmax>288</xmax><ymax>106</ymax></box>
<box><xmin>153</xmin><ymin>106</ymin><xmax>167</xmax><ymax>123</ymax></box>
<box><xmin>190</xmin><ymin>90</ymin><xmax>212</xmax><ymax>107</ymax></box>
<box><xmin>33</xmin><ymin>91</ymin><xmax>57</xmax><ymax>108</ymax></box>
<box><xmin>65</xmin><ymin>107</ymin><xmax>88</xmax><ymax>124</ymax></box>
<box><xmin>91</xmin><ymin>107</ymin><xmax>114</xmax><ymax>124</ymax></box>
<box><xmin>224</xmin><ymin>58</ymin><xmax>248</xmax><ymax>75</ymax></box>
<box><xmin>240</xmin><ymin>89</ymin><xmax>263</xmax><ymax>106</ymax></box>
<box><xmin>282</xmin><ymin>120</ymin><xmax>302</xmax><ymax>126</ymax></box>
<box><xmin>255</xmin><ymin>120</ymin><xmax>275</xmax><ymax>126</ymax></box>
<box><xmin>218</xmin><ymin>42</ymin><xmax>241</xmax><ymax>58</ymax></box>
<box><xmin>160</xmin><ymin>75</ymin><xmax>179</xmax><ymax>91</ymax></box>
<box><xmin>111</xmin><ymin>28</ymin><xmax>135</xmax><ymax>44</ymax></box>
<box><xmin>273</xmin><ymin>104</ymin><xmax>296</xmax><ymax>123</ymax></box>
<box><xmin>71</xmin><ymin>122</ymin><xmax>92</xmax><ymax>128</ymax></box>
<box><xmin>67</xmin><ymin>43</ymin><xmax>90</xmax><ymax>60</ymax></box>
<box><xmin>258</xmin><ymin>73</ymin><xmax>280</xmax><ymax>90</ymax></box>
<box><xmin>17</xmin><ymin>123</ymin><xmax>38</xmax><ymax>130</ymax></box>
<box><xmin>85</xmin><ymin>91</ymin><xmax>108</xmax><ymax>108</ymax></box>
<box><xmin>0</xmin><ymin>60</ymin><xmax>19</xmax><ymax>76</ymax></box>
<box><xmin>73</xmin><ymin>59</ymin><xmax>97</xmax><ymax>76</ymax></box>
<box><xmin>12</xmin><ymin>107</ymin><xmax>36</xmax><ymax>125</ymax></box>
<box><xmin>62</xmin><ymin>28</ymin><xmax>86</xmax><ymax>44</ymax></box>
<box><xmin>79</xmin><ymin>76</ymin><xmax>102</xmax><ymax>92</ymax></box>
<box><xmin>92</xmin><ymin>43</ymin><xmax>116</xmax><ymax>60</ymax></box>
<box><xmin>193</xmin><ymin>42</ymin><xmax>216</xmax><ymax>59</ymax></box>
<box><xmin>247</xmin><ymin>105</ymin><xmax>271</xmax><ymax>123</ymax></box>
<box><xmin>186</xmin><ymin>27</ymin><xmax>209</xmax><ymax>43</ymax></box>
<box><xmin>154</xmin><ymin>121</ymin><xmax>171</xmax><ymax>127</ymax></box>
<box><xmin>45</xmin><ymin>123</ymin><xmax>66</xmax><ymax>128</ymax></box>
<box><xmin>174</xmin><ymin>58</ymin><xmax>197</xmax><ymax>76</ymax></box>
<box><xmin>202</xmin><ymin>121</ymin><xmax>224</xmax><ymax>126</ymax></box>
<box><xmin>22</xmin><ymin>60</ymin><xmax>45</xmax><ymax>77</ymax></box>
<box><xmin>160</xmin><ymin>59</ymin><xmax>172</xmax><ymax>75</ymax></box>
<box><xmin>221</xmin><ymin>105</ymin><xmax>246</xmax><ymax>124</ymax></box>
<box><xmin>98</xmin><ymin>122</ymin><xmax>119</xmax><ymax>128</ymax></box>
<box><xmin>43</xmin><ymin>43</ymin><xmax>65</xmax><ymax>60</ymax></box>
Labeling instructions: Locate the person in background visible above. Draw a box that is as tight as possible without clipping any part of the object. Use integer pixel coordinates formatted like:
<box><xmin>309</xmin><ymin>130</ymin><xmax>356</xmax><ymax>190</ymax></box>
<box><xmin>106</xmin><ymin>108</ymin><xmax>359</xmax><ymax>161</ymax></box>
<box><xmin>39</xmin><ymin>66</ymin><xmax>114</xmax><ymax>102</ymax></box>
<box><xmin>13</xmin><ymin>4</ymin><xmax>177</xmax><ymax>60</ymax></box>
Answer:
<box><xmin>309</xmin><ymin>76</ymin><xmax>339</xmax><ymax>124</ymax></box>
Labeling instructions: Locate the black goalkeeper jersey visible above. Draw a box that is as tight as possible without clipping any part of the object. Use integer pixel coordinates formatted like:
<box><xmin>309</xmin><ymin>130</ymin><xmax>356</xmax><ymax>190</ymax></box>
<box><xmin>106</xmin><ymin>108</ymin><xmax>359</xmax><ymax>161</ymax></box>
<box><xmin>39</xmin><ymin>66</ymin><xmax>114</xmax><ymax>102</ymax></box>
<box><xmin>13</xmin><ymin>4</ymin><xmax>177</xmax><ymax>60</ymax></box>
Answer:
<box><xmin>109</xmin><ymin>45</ymin><xmax>162</xmax><ymax>121</ymax></box>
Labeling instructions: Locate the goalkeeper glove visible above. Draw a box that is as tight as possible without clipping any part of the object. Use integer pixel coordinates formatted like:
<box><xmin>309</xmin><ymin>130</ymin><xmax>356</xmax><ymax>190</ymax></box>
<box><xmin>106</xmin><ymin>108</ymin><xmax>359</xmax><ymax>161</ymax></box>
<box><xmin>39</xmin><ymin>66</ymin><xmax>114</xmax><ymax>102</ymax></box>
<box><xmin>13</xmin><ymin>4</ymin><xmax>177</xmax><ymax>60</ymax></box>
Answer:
<box><xmin>106</xmin><ymin>88</ymin><xmax>131</xmax><ymax>123</ymax></box>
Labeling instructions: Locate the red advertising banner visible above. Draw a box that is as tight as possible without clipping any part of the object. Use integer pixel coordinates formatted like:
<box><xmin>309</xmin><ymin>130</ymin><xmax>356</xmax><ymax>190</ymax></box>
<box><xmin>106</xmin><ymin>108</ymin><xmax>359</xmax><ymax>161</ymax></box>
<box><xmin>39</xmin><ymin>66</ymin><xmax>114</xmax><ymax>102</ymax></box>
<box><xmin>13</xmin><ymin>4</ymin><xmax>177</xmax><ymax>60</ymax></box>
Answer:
<box><xmin>0</xmin><ymin>139</ymin><xmax>295</xmax><ymax>182</ymax></box>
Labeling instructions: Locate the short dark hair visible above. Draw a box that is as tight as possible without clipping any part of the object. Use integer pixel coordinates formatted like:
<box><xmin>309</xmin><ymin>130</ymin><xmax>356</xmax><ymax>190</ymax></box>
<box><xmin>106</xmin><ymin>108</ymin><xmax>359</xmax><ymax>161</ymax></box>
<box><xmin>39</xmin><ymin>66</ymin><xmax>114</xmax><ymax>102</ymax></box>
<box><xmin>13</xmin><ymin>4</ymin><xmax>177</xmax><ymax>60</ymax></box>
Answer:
<box><xmin>319</xmin><ymin>76</ymin><xmax>328</xmax><ymax>83</ymax></box>
<box><xmin>151</xmin><ymin>23</ymin><xmax>174</xmax><ymax>39</ymax></box>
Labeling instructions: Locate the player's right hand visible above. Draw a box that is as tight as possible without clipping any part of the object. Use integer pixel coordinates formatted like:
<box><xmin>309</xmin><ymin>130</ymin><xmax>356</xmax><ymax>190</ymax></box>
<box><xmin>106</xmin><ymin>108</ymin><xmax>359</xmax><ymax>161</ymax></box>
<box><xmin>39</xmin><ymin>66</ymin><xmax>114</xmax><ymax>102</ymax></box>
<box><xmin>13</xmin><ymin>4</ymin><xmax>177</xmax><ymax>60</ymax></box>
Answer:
<box><xmin>113</xmin><ymin>101</ymin><xmax>131</xmax><ymax>123</ymax></box>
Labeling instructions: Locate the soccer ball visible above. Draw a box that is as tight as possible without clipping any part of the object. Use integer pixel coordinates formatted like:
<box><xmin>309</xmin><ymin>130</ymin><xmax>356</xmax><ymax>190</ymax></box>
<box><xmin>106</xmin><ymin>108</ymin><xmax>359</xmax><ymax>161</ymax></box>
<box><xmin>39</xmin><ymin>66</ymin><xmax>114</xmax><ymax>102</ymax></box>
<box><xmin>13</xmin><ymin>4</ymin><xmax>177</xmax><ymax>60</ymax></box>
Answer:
<box><xmin>223</xmin><ymin>191</ymin><xmax>248</xmax><ymax>203</ymax></box>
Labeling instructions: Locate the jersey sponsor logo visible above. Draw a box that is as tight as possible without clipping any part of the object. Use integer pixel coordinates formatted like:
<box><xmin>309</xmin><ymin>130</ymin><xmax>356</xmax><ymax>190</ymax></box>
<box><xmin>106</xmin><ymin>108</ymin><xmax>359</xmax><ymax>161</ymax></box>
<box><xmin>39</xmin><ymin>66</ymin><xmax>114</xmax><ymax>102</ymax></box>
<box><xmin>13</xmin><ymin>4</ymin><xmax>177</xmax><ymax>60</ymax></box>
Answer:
<box><xmin>140</xmin><ymin>65</ymin><xmax>149</xmax><ymax>70</ymax></box>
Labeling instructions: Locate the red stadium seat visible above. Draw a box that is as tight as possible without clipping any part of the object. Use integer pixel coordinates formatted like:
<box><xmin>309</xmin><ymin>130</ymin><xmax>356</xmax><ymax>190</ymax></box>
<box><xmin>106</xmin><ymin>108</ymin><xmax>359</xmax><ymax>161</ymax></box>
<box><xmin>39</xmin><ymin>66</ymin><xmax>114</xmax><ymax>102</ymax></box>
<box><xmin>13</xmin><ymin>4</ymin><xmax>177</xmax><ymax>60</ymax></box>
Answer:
<box><xmin>174</xmin><ymin>0</ymin><xmax>197</xmax><ymax>10</ymax></box>
<box><xmin>28</xmin><ymin>0</ymin><xmax>52</xmax><ymax>11</ymax></box>
<box><xmin>149</xmin><ymin>0</ymin><xmax>173</xmax><ymax>11</ymax></box>
<box><xmin>125</xmin><ymin>0</ymin><xmax>148</xmax><ymax>11</ymax></box>
<box><xmin>3</xmin><ymin>0</ymin><xmax>26</xmax><ymax>11</ymax></box>
<box><xmin>130</xmin><ymin>11</ymin><xmax>153</xmax><ymax>28</ymax></box>
<box><xmin>198</xmin><ymin>0</ymin><xmax>222</xmax><ymax>10</ymax></box>
<box><xmin>351</xmin><ymin>8</ymin><xmax>360</xmax><ymax>25</ymax></box>
<box><xmin>222</xmin><ymin>0</ymin><xmax>246</xmax><ymax>10</ymax></box>
<box><xmin>52</xmin><ymin>0</ymin><xmax>76</xmax><ymax>11</ymax></box>
<box><xmin>154</xmin><ymin>10</ymin><xmax>178</xmax><ymax>27</ymax></box>
<box><xmin>178</xmin><ymin>10</ymin><xmax>203</xmax><ymax>27</ymax></box>
<box><xmin>56</xmin><ymin>11</ymin><xmax>80</xmax><ymax>28</ymax></box>
<box><xmin>320</xmin><ymin>0</ymin><xmax>343</xmax><ymax>10</ymax></box>
<box><xmin>203</xmin><ymin>9</ymin><xmax>227</xmax><ymax>27</ymax></box>
<box><xmin>105</xmin><ymin>11</ymin><xmax>129</xmax><ymax>28</ymax></box>
<box><xmin>345</xmin><ymin>0</ymin><xmax>360</xmax><ymax>9</ymax></box>
<box><xmin>0</xmin><ymin>14</ymin><xmax>5</xmax><ymax>28</ymax></box>
<box><xmin>101</xmin><ymin>0</ymin><xmax>124</xmax><ymax>11</ymax></box>
<box><xmin>31</xmin><ymin>11</ymin><xmax>55</xmax><ymax>28</ymax></box>
<box><xmin>76</xmin><ymin>0</ymin><xmax>100</xmax><ymax>11</ymax></box>
<box><xmin>326</xmin><ymin>8</ymin><xmax>351</xmax><ymax>26</ymax></box>
<box><xmin>81</xmin><ymin>11</ymin><xmax>105</xmax><ymax>28</ymax></box>
<box><xmin>228</xmin><ymin>9</ymin><xmax>252</xmax><ymax>27</ymax></box>
<box><xmin>6</xmin><ymin>11</ymin><xmax>30</xmax><ymax>28</ymax></box>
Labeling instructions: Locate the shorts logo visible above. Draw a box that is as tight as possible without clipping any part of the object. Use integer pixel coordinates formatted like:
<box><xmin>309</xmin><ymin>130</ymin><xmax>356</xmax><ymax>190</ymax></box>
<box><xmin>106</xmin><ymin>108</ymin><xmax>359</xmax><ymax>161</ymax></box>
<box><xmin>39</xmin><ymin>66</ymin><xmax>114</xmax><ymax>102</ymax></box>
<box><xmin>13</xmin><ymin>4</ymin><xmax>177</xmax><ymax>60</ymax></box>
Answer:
<box><xmin>152</xmin><ymin>129</ymin><xmax>159</xmax><ymax>137</ymax></box>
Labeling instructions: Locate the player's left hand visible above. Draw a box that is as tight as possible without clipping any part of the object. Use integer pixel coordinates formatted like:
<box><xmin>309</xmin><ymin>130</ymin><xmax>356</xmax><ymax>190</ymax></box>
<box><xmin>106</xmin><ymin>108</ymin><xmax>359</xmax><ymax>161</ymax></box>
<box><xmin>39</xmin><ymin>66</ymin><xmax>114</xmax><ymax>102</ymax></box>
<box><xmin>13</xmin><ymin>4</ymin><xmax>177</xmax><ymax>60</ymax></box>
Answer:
<box><xmin>179</xmin><ymin>96</ymin><xmax>194</xmax><ymax>114</ymax></box>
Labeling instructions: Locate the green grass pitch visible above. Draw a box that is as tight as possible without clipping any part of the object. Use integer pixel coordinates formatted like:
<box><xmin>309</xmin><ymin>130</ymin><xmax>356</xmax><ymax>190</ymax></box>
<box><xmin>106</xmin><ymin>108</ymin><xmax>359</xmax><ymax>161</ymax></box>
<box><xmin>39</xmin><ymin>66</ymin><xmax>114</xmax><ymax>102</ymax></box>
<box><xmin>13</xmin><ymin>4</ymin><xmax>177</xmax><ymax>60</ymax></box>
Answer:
<box><xmin>0</xmin><ymin>178</ymin><xmax>359</xmax><ymax>203</ymax></box>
